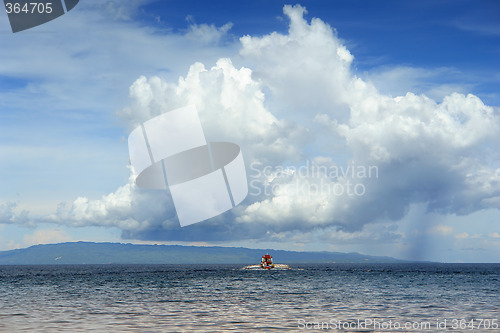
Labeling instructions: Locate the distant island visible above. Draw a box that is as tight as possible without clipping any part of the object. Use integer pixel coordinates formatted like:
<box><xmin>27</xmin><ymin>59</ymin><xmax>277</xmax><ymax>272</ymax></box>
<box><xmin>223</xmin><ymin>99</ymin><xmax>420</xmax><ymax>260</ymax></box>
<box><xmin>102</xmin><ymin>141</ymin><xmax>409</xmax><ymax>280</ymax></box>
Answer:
<box><xmin>0</xmin><ymin>242</ymin><xmax>417</xmax><ymax>265</ymax></box>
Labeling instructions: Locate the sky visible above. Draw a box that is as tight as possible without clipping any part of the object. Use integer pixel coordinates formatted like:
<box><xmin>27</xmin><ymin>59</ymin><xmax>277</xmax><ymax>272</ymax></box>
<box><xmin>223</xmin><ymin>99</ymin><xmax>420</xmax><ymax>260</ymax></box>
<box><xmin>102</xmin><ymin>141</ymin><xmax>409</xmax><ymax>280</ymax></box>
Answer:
<box><xmin>0</xmin><ymin>0</ymin><xmax>499</xmax><ymax>263</ymax></box>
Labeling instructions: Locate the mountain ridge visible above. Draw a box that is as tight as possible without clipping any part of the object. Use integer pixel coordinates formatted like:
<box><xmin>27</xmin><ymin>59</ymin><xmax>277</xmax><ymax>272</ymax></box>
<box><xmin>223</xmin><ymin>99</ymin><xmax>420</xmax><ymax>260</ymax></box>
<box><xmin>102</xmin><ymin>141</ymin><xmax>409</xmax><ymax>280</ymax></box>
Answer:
<box><xmin>0</xmin><ymin>241</ymin><xmax>419</xmax><ymax>265</ymax></box>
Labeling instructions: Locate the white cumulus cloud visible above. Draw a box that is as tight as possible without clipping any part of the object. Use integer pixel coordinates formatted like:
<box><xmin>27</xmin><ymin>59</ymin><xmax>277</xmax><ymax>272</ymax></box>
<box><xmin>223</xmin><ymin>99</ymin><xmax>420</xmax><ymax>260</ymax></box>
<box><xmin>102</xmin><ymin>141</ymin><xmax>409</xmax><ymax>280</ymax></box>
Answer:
<box><xmin>29</xmin><ymin>4</ymin><xmax>500</xmax><ymax>244</ymax></box>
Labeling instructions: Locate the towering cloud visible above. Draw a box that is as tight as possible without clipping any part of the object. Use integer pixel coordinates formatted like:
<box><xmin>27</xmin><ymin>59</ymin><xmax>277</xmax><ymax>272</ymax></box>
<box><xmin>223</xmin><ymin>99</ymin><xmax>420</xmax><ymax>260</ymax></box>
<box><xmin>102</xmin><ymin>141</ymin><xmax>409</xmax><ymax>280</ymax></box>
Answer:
<box><xmin>45</xmin><ymin>5</ymin><xmax>500</xmax><ymax>244</ymax></box>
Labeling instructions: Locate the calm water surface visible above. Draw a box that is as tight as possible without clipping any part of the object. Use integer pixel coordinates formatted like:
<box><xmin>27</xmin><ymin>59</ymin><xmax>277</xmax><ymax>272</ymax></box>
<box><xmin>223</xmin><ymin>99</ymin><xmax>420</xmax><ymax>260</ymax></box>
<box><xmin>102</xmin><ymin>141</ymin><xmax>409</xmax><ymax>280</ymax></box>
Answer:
<box><xmin>0</xmin><ymin>264</ymin><xmax>498</xmax><ymax>332</ymax></box>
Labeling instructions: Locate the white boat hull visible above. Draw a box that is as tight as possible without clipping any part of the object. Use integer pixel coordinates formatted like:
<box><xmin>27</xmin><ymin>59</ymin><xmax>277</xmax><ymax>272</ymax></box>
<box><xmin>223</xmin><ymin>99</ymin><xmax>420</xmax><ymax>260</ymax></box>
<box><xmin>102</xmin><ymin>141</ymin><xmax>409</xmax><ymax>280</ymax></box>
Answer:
<box><xmin>243</xmin><ymin>263</ymin><xmax>291</xmax><ymax>270</ymax></box>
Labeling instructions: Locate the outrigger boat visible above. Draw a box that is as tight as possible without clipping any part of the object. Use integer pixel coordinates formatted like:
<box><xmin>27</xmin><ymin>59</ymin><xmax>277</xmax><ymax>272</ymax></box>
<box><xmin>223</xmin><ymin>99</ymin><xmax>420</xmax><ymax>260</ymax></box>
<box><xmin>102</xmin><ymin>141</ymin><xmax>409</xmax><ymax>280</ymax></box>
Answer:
<box><xmin>243</xmin><ymin>254</ymin><xmax>291</xmax><ymax>270</ymax></box>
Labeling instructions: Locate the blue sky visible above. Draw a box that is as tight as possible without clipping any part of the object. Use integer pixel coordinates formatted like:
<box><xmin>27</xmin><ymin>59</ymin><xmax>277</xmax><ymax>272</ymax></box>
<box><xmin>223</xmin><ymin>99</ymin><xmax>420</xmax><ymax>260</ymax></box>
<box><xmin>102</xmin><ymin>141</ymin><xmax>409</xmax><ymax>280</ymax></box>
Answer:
<box><xmin>0</xmin><ymin>0</ymin><xmax>499</xmax><ymax>262</ymax></box>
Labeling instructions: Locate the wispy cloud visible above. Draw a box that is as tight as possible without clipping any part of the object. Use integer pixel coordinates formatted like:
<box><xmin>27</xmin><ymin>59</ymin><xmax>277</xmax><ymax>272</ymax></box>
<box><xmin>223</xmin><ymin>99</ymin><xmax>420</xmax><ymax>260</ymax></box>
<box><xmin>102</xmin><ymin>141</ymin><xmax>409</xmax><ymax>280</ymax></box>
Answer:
<box><xmin>452</xmin><ymin>21</ymin><xmax>500</xmax><ymax>37</ymax></box>
<box><xmin>185</xmin><ymin>18</ymin><xmax>233</xmax><ymax>45</ymax></box>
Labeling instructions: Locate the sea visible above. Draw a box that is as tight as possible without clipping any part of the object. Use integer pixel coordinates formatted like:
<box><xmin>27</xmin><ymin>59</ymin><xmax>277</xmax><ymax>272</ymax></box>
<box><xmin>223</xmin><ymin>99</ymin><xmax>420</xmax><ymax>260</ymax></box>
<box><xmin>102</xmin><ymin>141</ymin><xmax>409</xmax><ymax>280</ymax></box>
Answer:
<box><xmin>0</xmin><ymin>263</ymin><xmax>498</xmax><ymax>332</ymax></box>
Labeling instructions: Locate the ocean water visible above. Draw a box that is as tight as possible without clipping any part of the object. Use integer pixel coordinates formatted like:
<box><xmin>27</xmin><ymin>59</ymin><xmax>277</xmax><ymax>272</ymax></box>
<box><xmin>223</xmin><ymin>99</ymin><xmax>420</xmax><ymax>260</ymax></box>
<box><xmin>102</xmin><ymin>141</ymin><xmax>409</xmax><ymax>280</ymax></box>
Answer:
<box><xmin>0</xmin><ymin>264</ymin><xmax>498</xmax><ymax>332</ymax></box>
